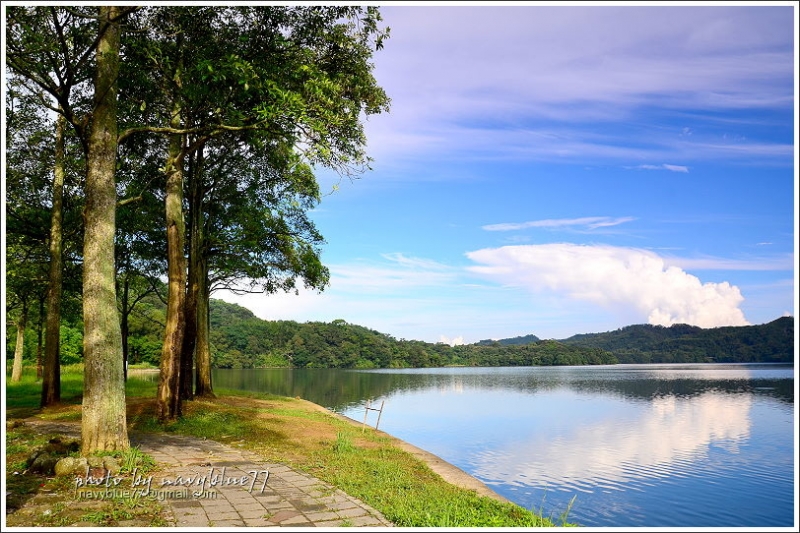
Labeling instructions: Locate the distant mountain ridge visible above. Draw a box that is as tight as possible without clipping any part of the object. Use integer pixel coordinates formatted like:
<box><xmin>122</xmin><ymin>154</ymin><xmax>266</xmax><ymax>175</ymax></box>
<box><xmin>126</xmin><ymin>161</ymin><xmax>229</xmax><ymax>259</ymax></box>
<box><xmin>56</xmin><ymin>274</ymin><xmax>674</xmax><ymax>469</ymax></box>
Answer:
<box><xmin>208</xmin><ymin>299</ymin><xmax>617</xmax><ymax>368</ymax></box>
<box><xmin>484</xmin><ymin>317</ymin><xmax>795</xmax><ymax>364</ymax></box>
<box><xmin>209</xmin><ymin>299</ymin><xmax>794</xmax><ymax>368</ymax></box>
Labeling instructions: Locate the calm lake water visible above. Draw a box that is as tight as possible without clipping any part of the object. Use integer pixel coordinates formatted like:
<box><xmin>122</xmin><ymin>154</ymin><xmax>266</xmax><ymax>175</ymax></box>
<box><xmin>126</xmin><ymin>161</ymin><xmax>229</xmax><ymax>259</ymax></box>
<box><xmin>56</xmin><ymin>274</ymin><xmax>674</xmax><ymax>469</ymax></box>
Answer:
<box><xmin>205</xmin><ymin>363</ymin><xmax>795</xmax><ymax>527</ymax></box>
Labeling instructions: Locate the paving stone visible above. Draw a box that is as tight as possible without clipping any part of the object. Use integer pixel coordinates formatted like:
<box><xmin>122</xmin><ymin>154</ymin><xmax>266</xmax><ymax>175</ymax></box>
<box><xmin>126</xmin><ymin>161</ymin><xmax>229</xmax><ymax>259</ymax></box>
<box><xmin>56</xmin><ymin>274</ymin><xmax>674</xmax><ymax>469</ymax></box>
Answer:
<box><xmin>280</xmin><ymin>514</ymin><xmax>315</xmax><ymax>526</ymax></box>
<box><xmin>229</xmin><ymin>507</ymin><xmax>268</xmax><ymax>518</ymax></box>
<box><xmin>243</xmin><ymin>517</ymin><xmax>278</xmax><ymax>526</ymax></box>
<box><xmin>200</xmin><ymin>500</ymin><xmax>236</xmax><ymax>508</ymax></box>
<box><xmin>313</xmin><ymin>518</ymin><xmax>351</xmax><ymax>528</ymax></box>
<box><xmin>349</xmin><ymin>515</ymin><xmax>392</xmax><ymax>526</ymax></box>
<box><xmin>170</xmin><ymin>499</ymin><xmax>203</xmax><ymax>508</ymax></box>
<box><xmin>211</xmin><ymin>513</ymin><xmax>244</xmax><ymax>523</ymax></box>
<box><xmin>304</xmin><ymin>510</ymin><xmax>341</xmax><ymax>522</ymax></box>
<box><xmin>211</xmin><ymin>519</ymin><xmax>246</xmax><ymax>527</ymax></box>
<box><xmin>328</xmin><ymin>500</ymin><xmax>359</xmax><ymax>511</ymax></box>
<box><xmin>267</xmin><ymin>509</ymin><xmax>302</xmax><ymax>523</ymax></box>
<box><xmin>175</xmin><ymin>516</ymin><xmax>211</xmax><ymax>527</ymax></box>
<box><xmin>336</xmin><ymin>506</ymin><xmax>374</xmax><ymax>518</ymax></box>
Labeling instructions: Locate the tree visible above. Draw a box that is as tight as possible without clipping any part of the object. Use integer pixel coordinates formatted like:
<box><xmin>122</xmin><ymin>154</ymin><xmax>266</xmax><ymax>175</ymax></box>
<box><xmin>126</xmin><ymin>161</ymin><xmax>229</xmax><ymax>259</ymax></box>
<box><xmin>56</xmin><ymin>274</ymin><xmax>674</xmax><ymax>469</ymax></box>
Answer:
<box><xmin>117</xmin><ymin>6</ymin><xmax>389</xmax><ymax>416</ymax></box>
<box><xmin>7</xmin><ymin>5</ymin><xmax>390</xmax><ymax>427</ymax></box>
<box><xmin>41</xmin><ymin>112</ymin><xmax>66</xmax><ymax>404</ymax></box>
<box><xmin>10</xmin><ymin>297</ymin><xmax>28</xmax><ymax>382</ymax></box>
<box><xmin>5</xmin><ymin>80</ymin><xmax>55</xmax><ymax>384</ymax></box>
<box><xmin>191</xmin><ymin>136</ymin><xmax>331</xmax><ymax>396</ymax></box>
<box><xmin>7</xmin><ymin>5</ymin><xmax>137</xmax><ymax>451</ymax></box>
<box><xmin>79</xmin><ymin>5</ymin><xmax>130</xmax><ymax>452</ymax></box>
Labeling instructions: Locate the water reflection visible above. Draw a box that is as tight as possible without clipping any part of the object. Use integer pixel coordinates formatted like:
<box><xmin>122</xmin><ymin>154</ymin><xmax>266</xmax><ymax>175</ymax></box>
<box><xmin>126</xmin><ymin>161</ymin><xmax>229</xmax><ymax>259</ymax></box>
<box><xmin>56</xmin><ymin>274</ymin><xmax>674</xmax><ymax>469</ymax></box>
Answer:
<box><xmin>471</xmin><ymin>391</ymin><xmax>752</xmax><ymax>490</ymax></box>
<box><xmin>134</xmin><ymin>364</ymin><xmax>794</xmax><ymax>527</ymax></box>
<box><xmin>208</xmin><ymin>363</ymin><xmax>794</xmax><ymax>410</ymax></box>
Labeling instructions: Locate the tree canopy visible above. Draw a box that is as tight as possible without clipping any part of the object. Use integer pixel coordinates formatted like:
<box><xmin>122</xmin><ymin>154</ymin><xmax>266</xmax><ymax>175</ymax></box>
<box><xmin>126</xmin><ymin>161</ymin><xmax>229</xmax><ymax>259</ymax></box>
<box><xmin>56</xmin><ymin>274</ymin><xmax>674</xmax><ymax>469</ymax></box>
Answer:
<box><xmin>5</xmin><ymin>5</ymin><xmax>391</xmax><ymax>445</ymax></box>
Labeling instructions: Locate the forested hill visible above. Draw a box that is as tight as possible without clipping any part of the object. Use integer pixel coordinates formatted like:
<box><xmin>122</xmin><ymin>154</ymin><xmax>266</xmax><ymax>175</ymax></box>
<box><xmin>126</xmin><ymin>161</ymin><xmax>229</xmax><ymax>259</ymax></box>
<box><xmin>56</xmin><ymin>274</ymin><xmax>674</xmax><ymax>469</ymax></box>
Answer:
<box><xmin>554</xmin><ymin>317</ymin><xmax>795</xmax><ymax>364</ymax></box>
<box><xmin>209</xmin><ymin>300</ymin><xmax>793</xmax><ymax>368</ymax></box>
<box><xmin>209</xmin><ymin>299</ymin><xmax>617</xmax><ymax>369</ymax></box>
<box><xmin>475</xmin><ymin>334</ymin><xmax>540</xmax><ymax>346</ymax></box>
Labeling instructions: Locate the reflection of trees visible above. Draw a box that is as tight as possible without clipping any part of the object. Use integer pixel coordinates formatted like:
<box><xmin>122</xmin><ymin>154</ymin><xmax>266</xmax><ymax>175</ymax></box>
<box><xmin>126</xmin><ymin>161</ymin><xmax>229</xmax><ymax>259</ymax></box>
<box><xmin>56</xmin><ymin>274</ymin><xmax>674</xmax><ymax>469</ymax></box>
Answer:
<box><xmin>208</xmin><ymin>366</ymin><xmax>794</xmax><ymax>410</ymax></box>
<box><xmin>567</xmin><ymin>377</ymin><xmax>794</xmax><ymax>405</ymax></box>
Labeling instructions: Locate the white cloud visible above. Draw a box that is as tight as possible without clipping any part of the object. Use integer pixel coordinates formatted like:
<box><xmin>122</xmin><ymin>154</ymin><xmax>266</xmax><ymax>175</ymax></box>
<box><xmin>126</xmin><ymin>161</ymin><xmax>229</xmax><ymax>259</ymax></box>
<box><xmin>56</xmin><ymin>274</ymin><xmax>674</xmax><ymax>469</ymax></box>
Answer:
<box><xmin>380</xmin><ymin>252</ymin><xmax>451</xmax><ymax>270</ymax></box>
<box><xmin>662</xmin><ymin>163</ymin><xmax>689</xmax><ymax>173</ymax></box>
<box><xmin>213</xmin><ymin>246</ymin><xmax>786</xmax><ymax>343</ymax></box>
<box><xmin>465</xmin><ymin>243</ymin><xmax>750</xmax><ymax>328</ymax></box>
<box><xmin>630</xmin><ymin>163</ymin><xmax>689</xmax><ymax>172</ymax></box>
<box><xmin>363</xmin><ymin>6</ymin><xmax>794</xmax><ymax>167</ymax></box>
<box><xmin>482</xmin><ymin>216</ymin><xmax>635</xmax><ymax>232</ymax></box>
<box><xmin>439</xmin><ymin>335</ymin><xmax>465</xmax><ymax>347</ymax></box>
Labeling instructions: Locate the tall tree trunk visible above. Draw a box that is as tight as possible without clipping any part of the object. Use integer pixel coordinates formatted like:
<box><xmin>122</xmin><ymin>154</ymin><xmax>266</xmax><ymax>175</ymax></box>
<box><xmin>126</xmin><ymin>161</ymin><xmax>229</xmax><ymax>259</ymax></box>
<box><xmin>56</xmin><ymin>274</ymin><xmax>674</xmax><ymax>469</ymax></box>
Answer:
<box><xmin>156</xmin><ymin>100</ymin><xmax>186</xmax><ymax>422</ymax></box>
<box><xmin>195</xmin><ymin>251</ymin><xmax>214</xmax><ymax>398</ymax></box>
<box><xmin>36</xmin><ymin>342</ymin><xmax>43</xmax><ymax>380</ymax></box>
<box><xmin>181</xmin><ymin>275</ymin><xmax>197</xmax><ymax>401</ymax></box>
<box><xmin>180</xmin><ymin>150</ymin><xmax>200</xmax><ymax>402</ymax></box>
<box><xmin>42</xmin><ymin>111</ymin><xmax>66</xmax><ymax>405</ymax></box>
<box><xmin>36</xmin><ymin>295</ymin><xmax>44</xmax><ymax>380</ymax></box>
<box><xmin>11</xmin><ymin>301</ymin><xmax>28</xmax><ymax>383</ymax></box>
<box><xmin>192</xmin><ymin>146</ymin><xmax>213</xmax><ymax>398</ymax></box>
<box><xmin>121</xmin><ymin>272</ymin><xmax>130</xmax><ymax>381</ymax></box>
<box><xmin>81</xmin><ymin>5</ymin><xmax>129</xmax><ymax>453</ymax></box>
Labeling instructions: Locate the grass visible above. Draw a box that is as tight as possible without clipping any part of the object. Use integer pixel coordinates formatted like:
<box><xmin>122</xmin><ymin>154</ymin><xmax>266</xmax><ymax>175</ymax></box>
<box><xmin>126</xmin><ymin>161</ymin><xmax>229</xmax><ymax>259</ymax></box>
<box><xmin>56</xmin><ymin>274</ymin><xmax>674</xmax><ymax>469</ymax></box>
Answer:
<box><xmin>4</xmin><ymin>419</ymin><xmax>169</xmax><ymax>527</ymax></box>
<box><xmin>5</xmin><ymin>367</ymin><xmax>168</xmax><ymax>527</ymax></box>
<box><xmin>6</xmin><ymin>366</ymin><xmax>574</xmax><ymax>527</ymax></box>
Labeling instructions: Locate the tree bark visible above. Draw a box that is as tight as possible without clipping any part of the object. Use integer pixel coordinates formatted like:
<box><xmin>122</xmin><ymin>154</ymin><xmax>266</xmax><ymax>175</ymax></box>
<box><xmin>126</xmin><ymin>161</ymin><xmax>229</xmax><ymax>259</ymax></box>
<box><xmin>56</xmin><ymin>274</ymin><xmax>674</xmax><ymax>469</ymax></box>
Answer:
<box><xmin>195</xmin><ymin>251</ymin><xmax>214</xmax><ymax>397</ymax></box>
<box><xmin>120</xmin><ymin>272</ymin><xmax>130</xmax><ymax>381</ymax></box>
<box><xmin>11</xmin><ymin>301</ymin><xmax>28</xmax><ymax>383</ymax></box>
<box><xmin>36</xmin><ymin>296</ymin><xmax>44</xmax><ymax>380</ymax></box>
<box><xmin>190</xmin><ymin>146</ymin><xmax>213</xmax><ymax>397</ymax></box>
<box><xmin>81</xmin><ymin>5</ymin><xmax>129</xmax><ymax>453</ymax></box>
<box><xmin>156</xmin><ymin>101</ymin><xmax>186</xmax><ymax>422</ymax></box>
<box><xmin>180</xmin><ymin>149</ymin><xmax>200</xmax><ymax>401</ymax></box>
<box><xmin>42</xmin><ymin>111</ymin><xmax>66</xmax><ymax>406</ymax></box>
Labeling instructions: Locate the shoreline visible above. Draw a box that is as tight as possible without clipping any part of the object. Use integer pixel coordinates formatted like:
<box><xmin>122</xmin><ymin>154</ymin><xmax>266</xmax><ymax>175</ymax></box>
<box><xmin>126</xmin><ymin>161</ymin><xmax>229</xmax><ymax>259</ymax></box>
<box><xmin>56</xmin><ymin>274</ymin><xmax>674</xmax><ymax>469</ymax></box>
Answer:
<box><xmin>125</xmin><ymin>369</ymin><xmax>512</xmax><ymax>505</ymax></box>
<box><xmin>295</xmin><ymin>397</ymin><xmax>513</xmax><ymax>505</ymax></box>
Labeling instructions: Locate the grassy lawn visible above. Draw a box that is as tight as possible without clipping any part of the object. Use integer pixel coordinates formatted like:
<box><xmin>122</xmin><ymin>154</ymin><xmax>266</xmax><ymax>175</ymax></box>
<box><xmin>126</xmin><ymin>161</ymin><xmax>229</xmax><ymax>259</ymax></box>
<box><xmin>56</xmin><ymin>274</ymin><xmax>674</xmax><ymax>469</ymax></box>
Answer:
<box><xmin>5</xmin><ymin>366</ymin><xmax>573</xmax><ymax>527</ymax></box>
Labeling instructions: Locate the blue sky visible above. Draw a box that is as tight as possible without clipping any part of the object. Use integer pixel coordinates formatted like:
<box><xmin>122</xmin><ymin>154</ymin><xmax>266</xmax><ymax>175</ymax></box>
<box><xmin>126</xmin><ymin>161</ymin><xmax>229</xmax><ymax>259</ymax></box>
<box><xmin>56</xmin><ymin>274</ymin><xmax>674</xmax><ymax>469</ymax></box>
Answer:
<box><xmin>218</xmin><ymin>2</ymin><xmax>798</xmax><ymax>345</ymax></box>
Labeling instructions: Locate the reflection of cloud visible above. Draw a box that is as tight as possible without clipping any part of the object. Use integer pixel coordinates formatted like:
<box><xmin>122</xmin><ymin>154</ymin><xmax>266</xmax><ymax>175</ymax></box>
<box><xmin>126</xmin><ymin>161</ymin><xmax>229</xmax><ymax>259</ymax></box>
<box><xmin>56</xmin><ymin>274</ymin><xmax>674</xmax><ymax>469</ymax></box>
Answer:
<box><xmin>473</xmin><ymin>392</ymin><xmax>752</xmax><ymax>488</ymax></box>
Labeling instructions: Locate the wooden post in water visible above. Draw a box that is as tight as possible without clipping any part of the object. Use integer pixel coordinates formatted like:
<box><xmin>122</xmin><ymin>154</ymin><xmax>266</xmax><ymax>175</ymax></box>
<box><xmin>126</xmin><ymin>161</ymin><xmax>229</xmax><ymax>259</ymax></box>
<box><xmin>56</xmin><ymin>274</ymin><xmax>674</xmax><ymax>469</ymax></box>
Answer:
<box><xmin>362</xmin><ymin>399</ymin><xmax>371</xmax><ymax>429</ymax></box>
<box><xmin>374</xmin><ymin>400</ymin><xmax>385</xmax><ymax>430</ymax></box>
<box><xmin>363</xmin><ymin>399</ymin><xmax>385</xmax><ymax>431</ymax></box>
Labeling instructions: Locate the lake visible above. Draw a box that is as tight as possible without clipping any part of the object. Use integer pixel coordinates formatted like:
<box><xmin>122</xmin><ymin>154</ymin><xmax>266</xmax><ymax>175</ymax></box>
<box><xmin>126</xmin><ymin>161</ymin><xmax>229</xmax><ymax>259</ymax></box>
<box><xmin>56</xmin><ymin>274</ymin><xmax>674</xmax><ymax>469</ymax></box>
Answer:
<box><xmin>205</xmin><ymin>363</ymin><xmax>795</xmax><ymax>527</ymax></box>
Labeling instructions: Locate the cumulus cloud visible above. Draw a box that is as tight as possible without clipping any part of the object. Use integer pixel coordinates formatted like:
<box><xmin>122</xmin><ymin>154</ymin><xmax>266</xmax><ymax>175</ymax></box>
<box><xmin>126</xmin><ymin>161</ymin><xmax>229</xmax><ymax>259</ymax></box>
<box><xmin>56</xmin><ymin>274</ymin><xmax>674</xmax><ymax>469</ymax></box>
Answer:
<box><xmin>465</xmin><ymin>243</ymin><xmax>750</xmax><ymax>328</ymax></box>
<box><xmin>483</xmin><ymin>216</ymin><xmax>635</xmax><ymax>232</ymax></box>
<box><xmin>439</xmin><ymin>335</ymin><xmax>465</xmax><ymax>346</ymax></box>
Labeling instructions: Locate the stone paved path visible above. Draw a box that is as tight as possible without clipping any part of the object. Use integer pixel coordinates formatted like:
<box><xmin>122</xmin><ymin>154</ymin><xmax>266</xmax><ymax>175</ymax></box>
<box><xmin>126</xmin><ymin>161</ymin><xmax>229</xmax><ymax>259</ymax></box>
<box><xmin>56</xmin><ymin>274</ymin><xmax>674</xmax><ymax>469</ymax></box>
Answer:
<box><xmin>21</xmin><ymin>421</ymin><xmax>393</xmax><ymax>528</ymax></box>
